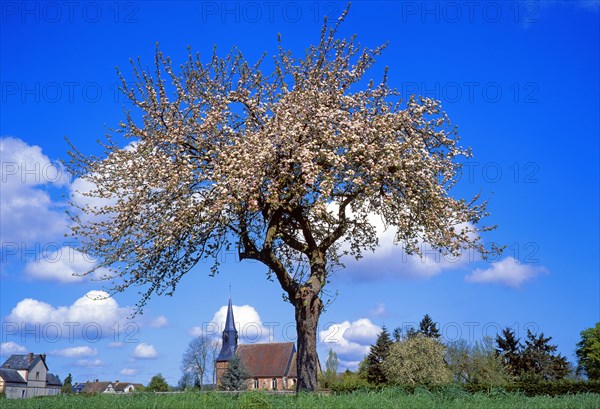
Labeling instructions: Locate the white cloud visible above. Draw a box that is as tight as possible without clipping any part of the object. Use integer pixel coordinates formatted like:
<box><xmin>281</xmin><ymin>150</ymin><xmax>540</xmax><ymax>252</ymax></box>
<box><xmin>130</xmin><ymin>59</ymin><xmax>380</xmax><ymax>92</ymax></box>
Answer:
<box><xmin>6</xmin><ymin>290</ymin><xmax>132</xmax><ymax>338</ymax></box>
<box><xmin>0</xmin><ymin>341</ymin><xmax>27</xmax><ymax>355</ymax></box>
<box><xmin>24</xmin><ymin>246</ymin><xmax>109</xmax><ymax>283</ymax></box>
<box><xmin>108</xmin><ymin>342</ymin><xmax>124</xmax><ymax>348</ymax></box>
<box><xmin>69</xmin><ymin>175</ymin><xmax>117</xmax><ymax>219</ymax></box>
<box><xmin>319</xmin><ymin>318</ymin><xmax>381</xmax><ymax>369</ymax></box>
<box><xmin>120</xmin><ymin>368</ymin><xmax>138</xmax><ymax>376</ymax></box>
<box><xmin>193</xmin><ymin>304</ymin><xmax>270</xmax><ymax>343</ymax></box>
<box><xmin>0</xmin><ymin>137</ymin><xmax>69</xmax><ymax>245</ymax></box>
<box><xmin>331</xmin><ymin>204</ymin><xmax>476</xmax><ymax>281</ymax></box>
<box><xmin>150</xmin><ymin>315</ymin><xmax>168</xmax><ymax>328</ymax></box>
<box><xmin>67</xmin><ymin>142</ymin><xmax>138</xmax><ymax>225</ymax></box>
<box><xmin>465</xmin><ymin>257</ymin><xmax>548</xmax><ymax>288</ymax></box>
<box><xmin>49</xmin><ymin>346</ymin><xmax>97</xmax><ymax>358</ymax></box>
<box><xmin>370</xmin><ymin>303</ymin><xmax>387</xmax><ymax>318</ymax></box>
<box><xmin>133</xmin><ymin>343</ymin><xmax>158</xmax><ymax>359</ymax></box>
<box><xmin>75</xmin><ymin>359</ymin><xmax>104</xmax><ymax>367</ymax></box>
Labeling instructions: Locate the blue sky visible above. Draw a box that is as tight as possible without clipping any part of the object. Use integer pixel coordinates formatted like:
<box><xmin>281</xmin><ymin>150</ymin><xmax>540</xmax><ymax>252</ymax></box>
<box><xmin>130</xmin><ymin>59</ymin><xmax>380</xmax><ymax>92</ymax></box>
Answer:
<box><xmin>1</xmin><ymin>1</ymin><xmax>598</xmax><ymax>386</ymax></box>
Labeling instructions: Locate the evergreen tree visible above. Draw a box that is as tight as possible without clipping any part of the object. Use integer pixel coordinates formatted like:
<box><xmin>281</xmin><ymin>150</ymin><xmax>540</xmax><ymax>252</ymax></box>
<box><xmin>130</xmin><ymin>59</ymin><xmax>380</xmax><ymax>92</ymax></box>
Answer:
<box><xmin>61</xmin><ymin>373</ymin><xmax>72</xmax><ymax>394</ymax></box>
<box><xmin>220</xmin><ymin>355</ymin><xmax>250</xmax><ymax>391</ymax></box>
<box><xmin>392</xmin><ymin>327</ymin><xmax>403</xmax><ymax>342</ymax></box>
<box><xmin>406</xmin><ymin>326</ymin><xmax>419</xmax><ymax>340</ymax></box>
<box><xmin>496</xmin><ymin>328</ymin><xmax>523</xmax><ymax>377</ymax></box>
<box><xmin>418</xmin><ymin>314</ymin><xmax>441</xmax><ymax>339</ymax></box>
<box><xmin>576</xmin><ymin>322</ymin><xmax>600</xmax><ymax>380</ymax></box>
<box><xmin>496</xmin><ymin>327</ymin><xmax>569</xmax><ymax>381</ymax></box>
<box><xmin>521</xmin><ymin>329</ymin><xmax>569</xmax><ymax>381</ymax></box>
<box><xmin>366</xmin><ymin>326</ymin><xmax>393</xmax><ymax>385</ymax></box>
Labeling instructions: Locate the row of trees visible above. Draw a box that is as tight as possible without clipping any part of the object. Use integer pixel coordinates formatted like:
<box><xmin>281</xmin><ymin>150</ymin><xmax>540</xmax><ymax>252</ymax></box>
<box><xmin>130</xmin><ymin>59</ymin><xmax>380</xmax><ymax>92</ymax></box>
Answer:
<box><xmin>323</xmin><ymin>317</ymin><xmax>600</xmax><ymax>389</ymax></box>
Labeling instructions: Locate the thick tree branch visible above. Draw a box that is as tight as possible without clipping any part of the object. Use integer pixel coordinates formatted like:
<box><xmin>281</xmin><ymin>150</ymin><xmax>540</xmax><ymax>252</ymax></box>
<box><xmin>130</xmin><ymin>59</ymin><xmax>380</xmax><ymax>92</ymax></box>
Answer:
<box><xmin>318</xmin><ymin>194</ymin><xmax>355</xmax><ymax>252</ymax></box>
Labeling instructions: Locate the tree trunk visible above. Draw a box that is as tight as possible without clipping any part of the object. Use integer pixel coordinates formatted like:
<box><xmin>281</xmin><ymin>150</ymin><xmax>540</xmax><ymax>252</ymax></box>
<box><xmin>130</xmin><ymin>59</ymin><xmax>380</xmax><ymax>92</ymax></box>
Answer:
<box><xmin>295</xmin><ymin>288</ymin><xmax>323</xmax><ymax>392</ymax></box>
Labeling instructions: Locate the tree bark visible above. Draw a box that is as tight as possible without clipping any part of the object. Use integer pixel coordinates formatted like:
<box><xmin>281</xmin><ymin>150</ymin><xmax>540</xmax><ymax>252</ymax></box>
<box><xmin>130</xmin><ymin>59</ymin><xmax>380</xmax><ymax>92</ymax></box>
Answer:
<box><xmin>294</xmin><ymin>287</ymin><xmax>323</xmax><ymax>392</ymax></box>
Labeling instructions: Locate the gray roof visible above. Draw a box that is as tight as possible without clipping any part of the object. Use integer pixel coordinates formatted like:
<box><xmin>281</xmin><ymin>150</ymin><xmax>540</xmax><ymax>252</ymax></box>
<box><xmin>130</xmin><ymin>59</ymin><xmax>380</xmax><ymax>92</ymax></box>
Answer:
<box><xmin>47</xmin><ymin>373</ymin><xmax>62</xmax><ymax>386</ymax></box>
<box><xmin>1</xmin><ymin>354</ymin><xmax>46</xmax><ymax>371</ymax></box>
<box><xmin>0</xmin><ymin>368</ymin><xmax>26</xmax><ymax>383</ymax></box>
<box><xmin>217</xmin><ymin>297</ymin><xmax>239</xmax><ymax>362</ymax></box>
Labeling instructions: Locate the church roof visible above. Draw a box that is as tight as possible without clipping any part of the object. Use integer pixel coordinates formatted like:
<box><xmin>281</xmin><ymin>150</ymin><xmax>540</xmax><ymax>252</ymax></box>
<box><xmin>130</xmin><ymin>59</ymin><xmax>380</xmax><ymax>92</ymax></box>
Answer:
<box><xmin>237</xmin><ymin>342</ymin><xmax>296</xmax><ymax>378</ymax></box>
<box><xmin>224</xmin><ymin>297</ymin><xmax>236</xmax><ymax>332</ymax></box>
<box><xmin>216</xmin><ymin>297</ymin><xmax>238</xmax><ymax>362</ymax></box>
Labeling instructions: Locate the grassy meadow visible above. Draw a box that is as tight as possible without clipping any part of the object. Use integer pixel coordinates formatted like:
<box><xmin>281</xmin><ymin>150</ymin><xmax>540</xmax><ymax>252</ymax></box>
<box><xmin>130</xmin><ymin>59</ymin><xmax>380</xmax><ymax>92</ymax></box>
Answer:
<box><xmin>1</xmin><ymin>388</ymin><xmax>599</xmax><ymax>409</ymax></box>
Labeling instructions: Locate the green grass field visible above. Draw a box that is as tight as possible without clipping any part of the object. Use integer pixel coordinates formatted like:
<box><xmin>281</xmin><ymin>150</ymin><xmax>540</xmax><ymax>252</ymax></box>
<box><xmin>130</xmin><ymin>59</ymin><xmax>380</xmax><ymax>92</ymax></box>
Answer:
<box><xmin>2</xmin><ymin>389</ymin><xmax>599</xmax><ymax>409</ymax></box>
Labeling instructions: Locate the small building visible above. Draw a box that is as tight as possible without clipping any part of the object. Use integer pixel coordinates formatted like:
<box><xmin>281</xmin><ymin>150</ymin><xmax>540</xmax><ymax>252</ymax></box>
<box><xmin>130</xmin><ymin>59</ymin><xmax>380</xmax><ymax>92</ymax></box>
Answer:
<box><xmin>215</xmin><ymin>297</ymin><xmax>302</xmax><ymax>390</ymax></box>
<box><xmin>80</xmin><ymin>380</ymin><xmax>143</xmax><ymax>394</ymax></box>
<box><xmin>72</xmin><ymin>382</ymin><xmax>86</xmax><ymax>394</ymax></box>
<box><xmin>0</xmin><ymin>353</ymin><xmax>62</xmax><ymax>399</ymax></box>
<box><xmin>113</xmin><ymin>381</ymin><xmax>144</xmax><ymax>393</ymax></box>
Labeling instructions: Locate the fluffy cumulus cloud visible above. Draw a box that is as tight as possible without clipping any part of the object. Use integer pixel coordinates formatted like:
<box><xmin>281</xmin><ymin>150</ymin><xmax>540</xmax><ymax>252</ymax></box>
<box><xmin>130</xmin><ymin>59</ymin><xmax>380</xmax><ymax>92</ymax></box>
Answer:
<box><xmin>190</xmin><ymin>304</ymin><xmax>271</xmax><ymax>343</ymax></box>
<box><xmin>335</xmin><ymin>208</ymin><xmax>476</xmax><ymax>281</ymax></box>
<box><xmin>150</xmin><ymin>315</ymin><xmax>168</xmax><ymax>328</ymax></box>
<box><xmin>132</xmin><ymin>343</ymin><xmax>158</xmax><ymax>359</ymax></box>
<box><xmin>0</xmin><ymin>137</ymin><xmax>70</xmax><ymax>245</ymax></box>
<box><xmin>49</xmin><ymin>346</ymin><xmax>97</xmax><ymax>358</ymax></box>
<box><xmin>120</xmin><ymin>368</ymin><xmax>138</xmax><ymax>376</ymax></box>
<box><xmin>24</xmin><ymin>246</ymin><xmax>109</xmax><ymax>283</ymax></box>
<box><xmin>319</xmin><ymin>318</ymin><xmax>381</xmax><ymax>369</ymax></box>
<box><xmin>6</xmin><ymin>290</ymin><xmax>132</xmax><ymax>338</ymax></box>
<box><xmin>0</xmin><ymin>341</ymin><xmax>27</xmax><ymax>356</ymax></box>
<box><xmin>68</xmin><ymin>141</ymin><xmax>139</xmax><ymax>225</ymax></box>
<box><xmin>465</xmin><ymin>257</ymin><xmax>549</xmax><ymax>288</ymax></box>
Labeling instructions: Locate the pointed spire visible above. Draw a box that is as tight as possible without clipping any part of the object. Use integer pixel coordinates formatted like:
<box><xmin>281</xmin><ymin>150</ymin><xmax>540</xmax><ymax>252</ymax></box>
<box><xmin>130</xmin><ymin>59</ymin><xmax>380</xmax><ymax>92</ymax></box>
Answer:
<box><xmin>216</xmin><ymin>292</ymin><xmax>238</xmax><ymax>361</ymax></box>
<box><xmin>224</xmin><ymin>296</ymin><xmax>236</xmax><ymax>332</ymax></box>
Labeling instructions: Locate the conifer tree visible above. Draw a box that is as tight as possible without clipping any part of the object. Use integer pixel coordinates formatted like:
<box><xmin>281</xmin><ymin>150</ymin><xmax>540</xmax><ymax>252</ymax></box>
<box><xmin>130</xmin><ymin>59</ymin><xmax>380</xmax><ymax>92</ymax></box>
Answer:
<box><xmin>496</xmin><ymin>327</ymin><xmax>569</xmax><ymax>381</ymax></box>
<box><xmin>521</xmin><ymin>329</ymin><xmax>569</xmax><ymax>381</ymax></box>
<box><xmin>220</xmin><ymin>355</ymin><xmax>250</xmax><ymax>391</ymax></box>
<box><xmin>496</xmin><ymin>328</ymin><xmax>523</xmax><ymax>377</ymax></box>
<box><xmin>366</xmin><ymin>326</ymin><xmax>393</xmax><ymax>385</ymax></box>
<box><xmin>418</xmin><ymin>314</ymin><xmax>441</xmax><ymax>339</ymax></box>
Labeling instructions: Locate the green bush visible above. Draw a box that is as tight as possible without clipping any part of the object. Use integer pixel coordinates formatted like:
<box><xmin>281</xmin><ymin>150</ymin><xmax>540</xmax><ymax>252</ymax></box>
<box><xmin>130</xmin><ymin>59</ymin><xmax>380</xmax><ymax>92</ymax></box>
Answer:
<box><xmin>328</xmin><ymin>371</ymin><xmax>370</xmax><ymax>393</ymax></box>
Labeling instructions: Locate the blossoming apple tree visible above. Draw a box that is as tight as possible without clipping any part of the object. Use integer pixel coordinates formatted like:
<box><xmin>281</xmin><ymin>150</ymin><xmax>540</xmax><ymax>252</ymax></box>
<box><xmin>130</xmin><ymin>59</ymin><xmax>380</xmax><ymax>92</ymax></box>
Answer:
<box><xmin>68</xmin><ymin>12</ymin><xmax>499</xmax><ymax>391</ymax></box>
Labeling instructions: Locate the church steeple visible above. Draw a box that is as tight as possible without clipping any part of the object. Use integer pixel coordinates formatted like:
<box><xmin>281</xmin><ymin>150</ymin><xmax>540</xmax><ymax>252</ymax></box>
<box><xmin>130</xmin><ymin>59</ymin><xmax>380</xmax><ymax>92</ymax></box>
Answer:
<box><xmin>216</xmin><ymin>296</ymin><xmax>238</xmax><ymax>361</ymax></box>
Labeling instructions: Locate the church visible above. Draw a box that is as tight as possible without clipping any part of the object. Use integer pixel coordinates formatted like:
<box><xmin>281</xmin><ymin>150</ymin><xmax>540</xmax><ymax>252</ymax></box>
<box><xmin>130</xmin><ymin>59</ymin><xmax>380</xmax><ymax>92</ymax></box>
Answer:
<box><xmin>215</xmin><ymin>297</ymin><xmax>298</xmax><ymax>390</ymax></box>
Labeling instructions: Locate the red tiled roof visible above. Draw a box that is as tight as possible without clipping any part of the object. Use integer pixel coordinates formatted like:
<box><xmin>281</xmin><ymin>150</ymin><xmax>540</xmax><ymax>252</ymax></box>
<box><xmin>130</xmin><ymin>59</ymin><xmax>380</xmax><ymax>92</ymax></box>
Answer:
<box><xmin>113</xmin><ymin>382</ymin><xmax>144</xmax><ymax>392</ymax></box>
<box><xmin>82</xmin><ymin>381</ymin><xmax>113</xmax><ymax>393</ymax></box>
<box><xmin>237</xmin><ymin>342</ymin><xmax>296</xmax><ymax>378</ymax></box>
<box><xmin>287</xmin><ymin>352</ymin><xmax>297</xmax><ymax>377</ymax></box>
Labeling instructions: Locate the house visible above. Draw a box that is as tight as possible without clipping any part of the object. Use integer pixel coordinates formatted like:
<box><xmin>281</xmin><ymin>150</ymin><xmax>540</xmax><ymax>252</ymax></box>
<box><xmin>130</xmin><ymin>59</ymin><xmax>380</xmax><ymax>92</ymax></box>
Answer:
<box><xmin>72</xmin><ymin>382</ymin><xmax>86</xmax><ymax>394</ymax></box>
<box><xmin>80</xmin><ymin>379</ymin><xmax>143</xmax><ymax>394</ymax></box>
<box><xmin>0</xmin><ymin>353</ymin><xmax>62</xmax><ymax>399</ymax></box>
<box><xmin>215</xmin><ymin>297</ymin><xmax>303</xmax><ymax>390</ymax></box>
<box><xmin>82</xmin><ymin>380</ymin><xmax>115</xmax><ymax>394</ymax></box>
<box><xmin>113</xmin><ymin>381</ymin><xmax>144</xmax><ymax>393</ymax></box>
